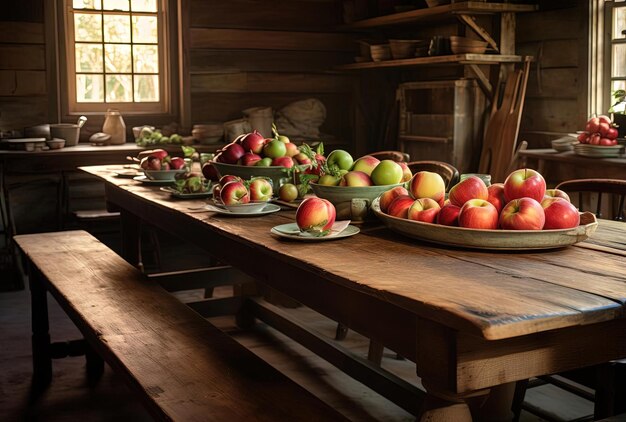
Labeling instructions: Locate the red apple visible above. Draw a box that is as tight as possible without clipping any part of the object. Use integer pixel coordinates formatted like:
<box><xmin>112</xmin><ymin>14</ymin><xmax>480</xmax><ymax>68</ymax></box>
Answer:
<box><xmin>202</xmin><ymin>161</ymin><xmax>219</xmax><ymax>181</ymax></box>
<box><xmin>544</xmin><ymin>188</ymin><xmax>571</xmax><ymax>203</ymax></box>
<box><xmin>449</xmin><ymin>176</ymin><xmax>488</xmax><ymax>207</ymax></box>
<box><xmin>249</xmin><ymin>178</ymin><xmax>273</xmax><ymax>202</ymax></box>
<box><xmin>398</xmin><ymin>162</ymin><xmax>412</xmax><ymax>183</ymax></box>
<box><xmin>598</xmin><ymin>115</ymin><xmax>612</xmax><ymax>125</ymax></box>
<box><xmin>352</xmin><ymin>155</ymin><xmax>380</xmax><ymax>176</ymax></box>
<box><xmin>370</xmin><ymin>160</ymin><xmax>404</xmax><ymax>186</ymax></box>
<box><xmin>503</xmin><ymin>168</ymin><xmax>546</xmax><ymax>203</ymax></box>
<box><xmin>169</xmin><ymin>156</ymin><xmax>186</xmax><ymax>170</ymax></box>
<box><xmin>407</xmin><ymin>198</ymin><xmax>441</xmax><ymax>223</ymax></box>
<box><xmin>212</xmin><ymin>183</ymin><xmax>222</xmax><ymax>201</ymax></box>
<box><xmin>487</xmin><ymin>183</ymin><xmax>507</xmax><ymax>214</ymax></box>
<box><xmin>221</xmin><ymin>142</ymin><xmax>246</xmax><ymax>164</ymax></box>
<box><xmin>340</xmin><ymin>171</ymin><xmax>373</xmax><ymax>187</ymax></box>
<box><xmin>295</xmin><ymin>197</ymin><xmax>336</xmax><ymax>236</ymax></box>
<box><xmin>499</xmin><ymin>197</ymin><xmax>545</xmax><ymax>230</ymax></box>
<box><xmin>599</xmin><ymin>121</ymin><xmax>611</xmax><ymax>137</ymax></box>
<box><xmin>239</xmin><ymin>152</ymin><xmax>262</xmax><ymax>167</ymax></box>
<box><xmin>219</xmin><ymin>175</ymin><xmax>243</xmax><ymax>186</ymax></box>
<box><xmin>220</xmin><ymin>181</ymin><xmax>250</xmax><ymax>205</ymax></box>
<box><xmin>541</xmin><ymin>197</ymin><xmax>580</xmax><ymax>229</ymax></box>
<box><xmin>437</xmin><ymin>204</ymin><xmax>461</xmax><ymax>226</ymax></box>
<box><xmin>386</xmin><ymin>195</ymin><xmax>415</xmax><ymax>219</ymax></box>
<box><xmin>607</xmin><ymin>126</ymin><xmax>619</xmax><ymax>140</ymax></box>
<box><xmin>272</xmin><ymin>156</ymin><xmax>295</xmax><ymax>168</ymax></box>
<box><xmin>293</xmin><ymin>153</ymin><xmax>312</xmax><ymax>166</ymax></box>
<box><xmin>409</xmin><ymin>171</ymin><xmax>446</xmax><ymax>206</ymax></box>
<box><xmin>379</xmin><ymin>186</ymin><xmax>409</xmax><ymax>213</ymax></box>
<box><xmin>284</xmin><ymin>142</ymin><xmax>299</xmax><ymax>158</ymax></box>
<box><xmin>585</xmin><ymin>116</ymin><xmax>600</xmax><ymax>133</ymax></box>
<box><xmin>240</xmin><ymin>130</ymin><xmax>265</xmax><ymax>154</ymax></box>
<box><xmin>137</xmin><ymin>148</ymin><xmax>168</xmax><ymax>160</ymax></box>
<box><xmin>140</xmin><ymin>155</ymin><xmax>161</xmax><ymax>171</ymax></box>
<box><xmin>458</xmin><ymin>199</ymin><xmax>499</xmax><ymax>229</ymax></box>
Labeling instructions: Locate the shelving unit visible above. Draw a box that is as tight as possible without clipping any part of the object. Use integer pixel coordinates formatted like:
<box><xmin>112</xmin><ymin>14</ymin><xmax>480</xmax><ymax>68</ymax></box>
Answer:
<box><xmin>338</xmin><ymin>53</ymin><xmax>528</xmax><ymax>70</ymax></box>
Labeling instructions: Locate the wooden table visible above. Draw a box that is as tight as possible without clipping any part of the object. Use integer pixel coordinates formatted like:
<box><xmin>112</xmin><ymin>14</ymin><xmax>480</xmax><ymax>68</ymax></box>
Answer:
<box><xmin>518</xmin><ymin>149</ymin><xmax>626</xmax><ymax>184</ymax></box>
<box><xmin>83</xmin><ymin>164</ymin><xmax>626</xmax><ymax>421</ymax></box>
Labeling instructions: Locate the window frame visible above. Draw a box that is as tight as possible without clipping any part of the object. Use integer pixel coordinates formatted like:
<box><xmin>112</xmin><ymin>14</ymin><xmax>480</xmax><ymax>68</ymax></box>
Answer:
<box><xmin>55</xmin><ymin>0</ymin><xmax>178</xmax><ymax>120</ymax></box>
<box><xmin>604</xmin><ymin>0</ymin><xmax>626</xmax><ymax>113</ymax></box>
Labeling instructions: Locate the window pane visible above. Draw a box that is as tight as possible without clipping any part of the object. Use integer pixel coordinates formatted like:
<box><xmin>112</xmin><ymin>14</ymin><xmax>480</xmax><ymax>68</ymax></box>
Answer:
<box><xmin>74</xmin><ymin>13</ymin><xmax>102</xmax><ymax>42</ymax></box>
<box><xmin>132</xmin><ymin>15</ymin><xmax>158</xmax><ymax>43</ymax></box>
<box><xmin>106</xmin><ymin>74</ymin><xmax>133</xmax><ymax>102</ymax></box>
<box><xmin>131</xmin><ymin>0</ymin><xmax>157</xmax><ymax>12</ymax></box>
<box><xmin>105</xmin><ymin>43</ymin><xmax>132</xmax><ymax>72</ymax></box>
<box><xmin>613</xmin><ymin>44</ymin><xmax>626</xmax><ymax>77</ymax></box>
<box><xmin>611</xmin><ymin>81</ymin><xmax>626</xmax><ymax>113</ymax></box>
<box><xmin>614</xmin><ymin>7</ymin><xmax>626</xmax><ymax>39</ymax></box>
<box><xmin>103</xmin><ymin>0</ymin><xmax>129</xmax><ymax>11</ymax></box>
<box><xmin>103</xmin><ymin>14</ymin><xmax>131</xmax><ymax>42</ymax></box>
<box><xmin>134</xmin><ymin>75</ymin><xmax>159</xmax><ymax>102</ymax></box>
<box><xmin>75</xmin><ymin>43</ymin><xmax>103</xmax><ymax>72</ymax></box>
<box><xmin>73</xmin><ymin>0</ymin><xmax>102</xmax><ymax>9</ymax></box>
<box><xmin>133</xmin><ymin>45</ymin><xmax>158</xmax><ymax>73</ymax></box>
<box><xmin>77</xmin><ymin>74</ymin><xmax>104</xmax><ymax>102</ymax></box>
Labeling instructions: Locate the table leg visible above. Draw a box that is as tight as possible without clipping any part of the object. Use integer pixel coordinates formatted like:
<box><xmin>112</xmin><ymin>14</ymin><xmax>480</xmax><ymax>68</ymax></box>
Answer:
<box><xmin>120</xmin><ymin>210</ymin><xmax>142</xmax><ymax>269</ymax></box>
<box><xmin>29</xmin><ymin>264</ymin><xmax>52</xmax><ymax>387</ymax></box>
<box><xmin>470</xmin><ymin>382</ymin><xmax>516</xmax><ymax>422</ymax></box>
<box><xmin>418</xmin><ymin>383</ymin><xmax>473</xmax><ymax>422</ymax></box>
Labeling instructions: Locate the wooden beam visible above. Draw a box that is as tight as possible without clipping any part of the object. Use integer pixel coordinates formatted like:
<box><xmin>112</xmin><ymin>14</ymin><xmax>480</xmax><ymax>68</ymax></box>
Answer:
<box><xmin>467</xmin><ymin>64</ymin><xmax>493</xmax><ymax>99</ymax></box>
<box><xmin>457</xmin><ymin>14</ymin><xmax>499</xmax><ymax>52</ymax></box>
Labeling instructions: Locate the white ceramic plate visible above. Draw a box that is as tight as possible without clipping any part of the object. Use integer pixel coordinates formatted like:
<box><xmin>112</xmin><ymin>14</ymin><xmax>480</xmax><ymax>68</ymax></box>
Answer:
<box><xmin>133</xmin><ymin>175</ymin><xmax>175</xmax><ymax>185</ymax></box>
<box><xmin>271</xmin><ymin>222</ymin><xmax>360</xmax><ymax>241</ymax></box>
<box><xmin>205</xmin><ymin>202</ymin><xmax>281</xmax><ymax>217</ymax></box>
<box><xmin>160</xmin><ymin>187</ymin><xmax>212</xmax><ymax>199</ymax></box>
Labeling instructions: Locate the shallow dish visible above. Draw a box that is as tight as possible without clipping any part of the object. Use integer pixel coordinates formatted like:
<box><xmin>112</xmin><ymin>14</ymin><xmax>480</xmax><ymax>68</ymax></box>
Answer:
<box><xmin>271</xmin><ymin>223</ymin><xmax>360</xmax><ymax>241</ymax></box>
<box><xmin>205</xmin><ymin>202</ymin><xmax>280</xmax><ymax>217</ymax></box>
<box><xmin>372</xmin><ymin>197</ymin><xmax>598</xmax><ymax>250</ymax></box>
<box><xmin>144</xmin><ymin>169</ymin><xmax>187</xmax><ymax>181</ymax></box>
<box><xmin>211</xmin><ymin>161</ymin><xmax>288</xmax><ymax>189</ymax></box>
<box><xmin>133</xmin><ymin>175</ymin><xmax>175</xmax><ymax>185</ymax></box>
<box><xmin>573</xmin><ymin>142</ymin><xmax>625</xmax><ymax>158</ymax></box>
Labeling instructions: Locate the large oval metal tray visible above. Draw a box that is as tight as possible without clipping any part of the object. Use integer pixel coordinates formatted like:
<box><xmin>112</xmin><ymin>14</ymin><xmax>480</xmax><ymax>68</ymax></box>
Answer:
<box><xmin>371</xmin><ymin>197</ymin><xmax>598</xmax><ymax>250</ymax></box>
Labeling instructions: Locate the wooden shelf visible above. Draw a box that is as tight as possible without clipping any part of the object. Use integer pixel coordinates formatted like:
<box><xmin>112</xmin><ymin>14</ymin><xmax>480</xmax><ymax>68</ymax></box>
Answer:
<box><xmin>337</xmin><ymin>54</ymin><xmax>529</xmax><ymax>70</ymax></box>
<box><xmin>343</xmin><ymin>1</ymin><xmax>538</xmax><ymax>29</ymax></box>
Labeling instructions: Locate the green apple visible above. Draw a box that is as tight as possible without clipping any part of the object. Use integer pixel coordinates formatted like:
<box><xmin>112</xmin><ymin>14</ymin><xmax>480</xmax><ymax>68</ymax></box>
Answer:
<box><xmin>370</xmin><ymin>160</ymin><xmax>403</xmax><ymax>185</ymax></box>
<box><xmin>255</xmin><ymin>157</ymin><xmax>273</xmax><ymax>167</ymax></box>
<box><xmin>326</xmin><ymin>149</ymin><xmax>353</xmax><ymax>171</ymax></box>
<box><xmin>318</xmin><ymin>174</ymin><xmax>341</xmax><ymax>186</ymax></box>
<box><xmin>263</xmin><ymin>139</ymin><xmax>287</xmax><ymax>159</ymax></box>
<box><xmin>279</xmin><ymin>183</ymin><xmax>298</xmax><ymax>202</ymax></box>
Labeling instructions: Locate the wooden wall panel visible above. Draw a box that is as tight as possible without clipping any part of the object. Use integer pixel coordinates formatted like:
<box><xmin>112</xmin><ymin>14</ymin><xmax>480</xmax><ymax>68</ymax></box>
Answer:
<box><xmin>0</xmin><ymin>22</ymin><xmax>44</xmax><ymax>44</ymax></box>
<box><xmin>0</xmin><ymin>45</ymin><xmax>46</xmax><ymax>70</ymax></box>
<box><xmin>0</xmin><ymin>97</ymin><xmax>48</xmax><ymax>129</ymax></box>
<box><xmin>191</xmin><ymin>72</ymin><xmax>352</xmax><ymax>94</ymax></box>
<box><xmin>190</xmin><ymin>0</ymin><xmax>342</xmax><ymax>30</ymax></box>
<box><xmin>0</xmin><ymin>70</ymin><xmax>46</xmax><ymax>96</ymax></box>
<box><xmin>526</xmin><ymin>68</ymin><xmax>578</xmax><ymax>99</ymax></box>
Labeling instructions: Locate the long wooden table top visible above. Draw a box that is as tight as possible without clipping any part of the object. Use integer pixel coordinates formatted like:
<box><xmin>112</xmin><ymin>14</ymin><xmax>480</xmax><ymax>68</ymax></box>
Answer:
<box><xmin>82</xmin><ymin>165</ymin><xmax>626</xmax><ymax>343</ymax></box>
<box><xmin>519</xmin><ymin>148</ymin><xmax>626</xmax><ymax>167</ymax></box>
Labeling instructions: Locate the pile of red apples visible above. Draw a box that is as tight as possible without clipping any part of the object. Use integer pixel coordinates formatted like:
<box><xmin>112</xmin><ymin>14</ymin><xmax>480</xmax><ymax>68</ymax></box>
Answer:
<box><xmin>379</xmin><ymin>168</ymin><xmax>580</xmax><ymax>230</ymax></box>
<box><xmin>577</xmin><ymin>115</ymin><xmax>620</xmax><ymax>146</ymax></box>
<box><xmin>138</xmin><ymin>148</ymin><xmax>186</xmax><ymax>171</ymax></box>
<box><xmin>213</xmin><ymin>174</ymin><xmax>273</xmax><ymax>205</ymax></box>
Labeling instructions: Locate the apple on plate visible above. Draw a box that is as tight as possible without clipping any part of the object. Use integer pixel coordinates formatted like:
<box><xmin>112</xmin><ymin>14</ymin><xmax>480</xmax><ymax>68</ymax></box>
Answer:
<box><xmin>386</xmin><ymin>195</ymin><xmax>415</xmax><ymax>219</ymax></box>
<box><xmin>541</xmin><ymin>197</ymin><xmax>580</xmax><ymax>229</ymax></box>
<box><xmin>437</xmin><ymin>204</ymin><xmax>461</xmax><ymax>226</ymax></box>
<box><xmin>340</xmin><ymin>171</ymin><xmax>373</xmax><ymax>187</ymax></box>
<box><xmin>296</xmin><ymin>197</ymin><xmax>336</xmax><ymax>236</ymax></box>
<box><xmin>249</xmin><ymin>178</ymin><xmax>273</xmax><ymax>202</ymax></box>
<box><xmin>219</xmin><ymin>175</ymin><xmax>243</xmax><ymax>187</ymax></box>
<box><xmin>239</xmin><ymin>152</ymin><xmax>262</xmax><ymax>167</ymax></box>
<box><xmin>220</xmin><ymin>181</ymin><xmax>250</xmax><ymax>205</ymax></box>
<box><xmin>458</xmin><ymin>199</ymin><xmax>499</xmax><ymax>229</ymax></box>
<box><xmin>255</xmin><ymin>157</ymin><xmax>273</xmax><ymax>167</ymax></box>
<box><xmin>141</xmin><ymin>155</ymin><xmax>162</xmax><ymax>171</ymax></box>
<box><xmin>279</xmin><ymin>183</ymin><xmax>298</xmax><ymax>202</ymax></box>
<box><xmin>379</xmin><ymin>186</ymin><xmax>409</xmax><ymax>213</ymax></box>
<box><xmin>263</xmin><ymin>139</ymin><xmax>287</xmax><ymax>159</ymax></box>
<box><xmin>544</xmin><ymin>188</ymin><xmax>571</xmax><ymax>203</ymax></box>
<box><xmin>240</xmin><ymin>131</ymin><xmax>265</xmax><ymax>154</ymax></box>
<box><xmin>370</xmin><ymin>160</ymin><xmax>404</xmax><ymax>186</ymax></box>
<box><xmin>449</xmin><ymin>176</ymin><xmax>488</xmax><ymax>207</ymax></box>
<box><xmin>503</xmin><ymin>168</ymin><xmax>546</xmax><ymax>203</ymax></box>
<box><xmin>407</xmin><ymin>198</ymin><xmax>441</xmax><ymax>223</ymax></box>
<box><xmin>486</xmin><ymin>183</ymin><xmax>507</xmax><ymax>214</ymax></box>
<box><xmin>409</xmin><ymin>171</ymin><xmax>446</xmax><ymax>206</ymax></box>
<box><xmin>398</xmin><ymin>162</ymin><xmax>412</xmax><ymax>183</ymax></box>
<box><xmin>202</xmin><ymin>161</ymin><xmax>219</xmax><ymax>181</ymax></box>
<box><xmin>499</xmin><ymin>197</ymin><xmax>545</xmax><ymax>230</ymax></box>
<box><xmin>272</xmin><ymin>156</ymin><xmax>295</xmax><ymax>168</ymax></box>
<box><xmin>326</xmin><ymin>149</ymin><xmax>354</xmax><ymax>171</ymax></box>
<box><xmin>169</xmin><ymin>157</ymin><xmax>186</xmax><ymax>170</ymax></box>
<box><xmin>351</xmin><ymin>155</ymin><xmax>380</xmax><ymax>176</ymax></box>
<box><xmin>137</xmin><ymin>148</ymin><xmax>168</xmax><ymax>161</ymax></box>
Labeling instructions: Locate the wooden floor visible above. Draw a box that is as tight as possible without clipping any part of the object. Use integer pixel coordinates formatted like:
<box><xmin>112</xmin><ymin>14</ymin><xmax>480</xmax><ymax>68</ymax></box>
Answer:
<box><xmin>0</xmin><ymin>231</ymin><xmax>594</xmax><ymax>421</ymax></box>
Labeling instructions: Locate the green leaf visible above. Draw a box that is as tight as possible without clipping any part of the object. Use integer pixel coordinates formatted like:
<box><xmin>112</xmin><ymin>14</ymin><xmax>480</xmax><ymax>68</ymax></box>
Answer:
<box><xmin>181</xmin><ymin>145</ymin><xmax>196</xmax><ymax>158</ymax></box>
<box><xmin>315</xmin><ymin>142</ymin><xmax>324</xmax><ymax>156</ymax></box>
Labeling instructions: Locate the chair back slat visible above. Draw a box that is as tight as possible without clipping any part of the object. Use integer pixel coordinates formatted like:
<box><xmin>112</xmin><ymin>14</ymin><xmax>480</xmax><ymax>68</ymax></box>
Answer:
<box><xmin>555</xmin><ymin>179</ymin><xmax>626</xmax><ymax>221</ymax></box>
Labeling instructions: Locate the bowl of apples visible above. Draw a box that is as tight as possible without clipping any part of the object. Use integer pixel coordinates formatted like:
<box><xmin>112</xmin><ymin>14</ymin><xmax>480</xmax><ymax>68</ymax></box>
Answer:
<box><xmin>139</xmin><ymin>148</ymin><xmax>188</xmax><ymax>180</ymax></box>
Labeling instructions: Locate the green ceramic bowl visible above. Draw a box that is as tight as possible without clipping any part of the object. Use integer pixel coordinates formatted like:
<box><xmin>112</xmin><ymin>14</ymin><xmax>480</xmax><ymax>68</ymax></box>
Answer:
<box><xmin>211</xmin><ymin>162</ymin><xmax>288</xmax><ymax>189</ymax></box>
<box><xmin>144</xmin><ymin>169</ymin><xmax>187</xmax><ymax>181</ymax></box>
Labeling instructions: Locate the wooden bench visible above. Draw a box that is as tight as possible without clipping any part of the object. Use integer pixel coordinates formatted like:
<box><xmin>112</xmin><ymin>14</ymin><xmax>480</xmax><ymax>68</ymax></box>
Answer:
<box><xmin>15</xmin><ymin>230</ymin><xmax>347</xmax><ymax>421</ymax></box>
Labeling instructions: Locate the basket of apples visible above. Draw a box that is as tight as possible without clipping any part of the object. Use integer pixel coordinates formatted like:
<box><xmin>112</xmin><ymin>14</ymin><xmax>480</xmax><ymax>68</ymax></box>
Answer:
<box><xmin>309</xmin><ymin>150</ymin><xmax>412</xmax><ymax>221</ymax></box>
<box><xmin>372</xmin><ymin>168</ymin><xmax>598</xmax><ymax>250</ymax></box>
<box><xmin>575</xmin><ymin>115</ymin><xmax>625</xmax><ymax>157</ymax></box>
<box><xmin>138</xmin><ymin>148</ymin><xmax>187</xmax><ymax>180</ymax></box>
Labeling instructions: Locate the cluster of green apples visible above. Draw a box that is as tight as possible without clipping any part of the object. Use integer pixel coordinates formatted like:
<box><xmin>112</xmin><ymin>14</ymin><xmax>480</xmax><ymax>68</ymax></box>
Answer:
<box><xmin>316</xmin><ymin>150</ymin><xmax>412</xmax><ymax>187</ymax></box>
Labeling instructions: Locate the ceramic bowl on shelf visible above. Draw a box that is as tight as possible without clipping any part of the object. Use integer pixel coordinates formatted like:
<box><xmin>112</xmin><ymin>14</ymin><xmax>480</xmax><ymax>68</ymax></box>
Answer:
<box><xmin>389</xmin><ymin>39</ymin><xmax>419</xmax><ymax>60</ymax></box>
<box><xmin>449</xmin><ymin>36</ymin><xmax>488</xmax><ymax>54</ymax></box>
<box><xmin>46</xmin><ymin>138</ymin><xmax>65</xmax><ymax>150</ymax></box>
<box><xmin>370</xmin><ymin>44</ymin><xmax>391</xmax><ymax>62</ymax></box>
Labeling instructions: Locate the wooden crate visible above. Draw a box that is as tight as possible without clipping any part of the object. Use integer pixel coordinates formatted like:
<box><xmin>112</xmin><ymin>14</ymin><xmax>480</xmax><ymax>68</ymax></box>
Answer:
<box><xmin>397</xmin><ymin>79</ymin><xmax>485</xmax><ymax>174</ymax></box>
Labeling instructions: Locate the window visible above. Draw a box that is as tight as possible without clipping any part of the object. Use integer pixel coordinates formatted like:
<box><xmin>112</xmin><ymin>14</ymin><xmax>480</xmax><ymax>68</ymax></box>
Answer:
<box><xmin>608</xmin><ymin>0</ymin><xmax>626</xmax><ymax>112</ymax></box>
<box><xmin>63</xmin><ymin>0</ymin><xmax>169</xmax><ymax>114</ymax></box>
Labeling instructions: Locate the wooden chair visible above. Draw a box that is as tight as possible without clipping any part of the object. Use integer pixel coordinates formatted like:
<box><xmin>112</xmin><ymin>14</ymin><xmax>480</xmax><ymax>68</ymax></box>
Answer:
<box><xmin>513</xmin><ymin>178</ymin><xmax>626</xmax><ymax>421</ymax></box>
<box><xmin>407</xmin><ymin>160</ymin><xmax>460</xmax><ymax>191</ymax></box>
<box><xmin>368</xmin><ymin>150</ymin><xmax>410</xmax><ymax>162</ymax></box>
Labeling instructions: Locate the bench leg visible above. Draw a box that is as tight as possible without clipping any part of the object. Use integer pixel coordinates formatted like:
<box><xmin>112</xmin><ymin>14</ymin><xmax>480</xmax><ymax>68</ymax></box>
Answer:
<box><xmin>29</xmin><ymin>265</ymin><xmax>52</xmax><ymax>387</ymax></box>
<box><xmin>85</xmin><ymin>343</ymin><xmax>105</xmax><ymax>384</ymax></box>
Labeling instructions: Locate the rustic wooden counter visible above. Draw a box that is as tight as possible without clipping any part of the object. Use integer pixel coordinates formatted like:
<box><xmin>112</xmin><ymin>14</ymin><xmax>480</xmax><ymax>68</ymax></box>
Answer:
<box><xmin>83</xmin><ymin>164</ymin><xmax>626</xmax><ymax>421</ymax></box>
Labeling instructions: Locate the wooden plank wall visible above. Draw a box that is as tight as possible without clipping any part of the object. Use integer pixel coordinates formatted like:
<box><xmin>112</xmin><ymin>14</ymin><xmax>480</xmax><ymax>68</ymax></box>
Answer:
<box><xmin>516</xmin><ymin>0</ymin><xmax>588</xmax><ymax>149</ymax></box>
<box><xmin>185</xmin><ymin>0</ymin><xmax>355</xmax><ymax>148</ymax></box>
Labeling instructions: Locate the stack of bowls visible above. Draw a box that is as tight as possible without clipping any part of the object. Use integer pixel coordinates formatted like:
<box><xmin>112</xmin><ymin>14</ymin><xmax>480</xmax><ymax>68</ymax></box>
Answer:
<box><xmin>192</xmin><ymin>123</ymin><xmax>223</xmax><ymax>144</ymax></box>
<box><xmin>389</xmin><ymin>39</ymin><xmax>419</xmax><ymax>60</ymax></box>
<box><xmin>449</xmin><ymin>36</ymin><xmax>488</xmax><ymax>54</ymax></box>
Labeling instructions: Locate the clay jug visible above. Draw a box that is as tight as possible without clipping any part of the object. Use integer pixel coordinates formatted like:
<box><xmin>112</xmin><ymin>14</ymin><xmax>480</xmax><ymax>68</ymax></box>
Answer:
<box><xmin>102</xmin><ymin>109</ymin><xmax>126</xmax><ymax>145</ymax></box>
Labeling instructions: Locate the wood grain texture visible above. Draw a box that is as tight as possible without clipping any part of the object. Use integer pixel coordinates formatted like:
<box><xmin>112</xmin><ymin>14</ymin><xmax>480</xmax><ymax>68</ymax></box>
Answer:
<box><xmin>0</xmin><ymin>70</ymin><xmax>46</xmax><ymax>96</ymax></box>
<box><xmin>191</xmin><ymin>72</ymin><xmax>352</xmax><ymax>94</ymax></box>
<box><xmin>0</xmin><ymin>21</ymin><xmax>44</xmax><ymax>44</ymax></box>
<box><xmin>0</xmin><ymin>45</ymin><xmax>45</xmax><ymax>70</ymax></box>
<box><xmin>14</xmin><ymin>230</ymin><xmax>347</xmax><ymax>422</ymax></box>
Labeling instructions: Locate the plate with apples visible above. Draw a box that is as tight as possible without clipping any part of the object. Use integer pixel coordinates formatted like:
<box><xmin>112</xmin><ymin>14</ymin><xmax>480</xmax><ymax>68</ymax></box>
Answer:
<box><xmin>372</xmin><ymin>168</ymin><xmax>598</xmax><ymax>250</ymax></box>
<box><xmin>206</xmin><ymin>174</ymin><xmax>281</xmax><ymax>216</ymax></box>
